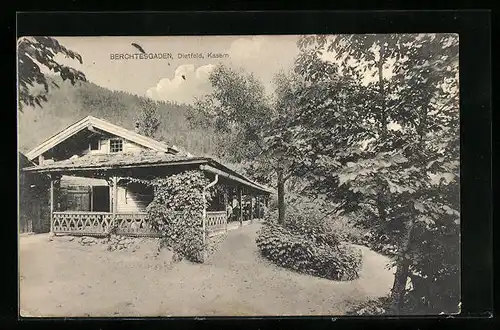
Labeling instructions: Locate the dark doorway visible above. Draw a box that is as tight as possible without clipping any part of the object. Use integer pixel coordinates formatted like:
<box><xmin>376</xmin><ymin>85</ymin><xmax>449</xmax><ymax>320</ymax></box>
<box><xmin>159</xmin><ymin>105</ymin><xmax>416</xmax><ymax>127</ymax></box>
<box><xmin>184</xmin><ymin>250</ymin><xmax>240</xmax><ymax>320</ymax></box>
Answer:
<box><xmin>64</xmin><ymin>186</ymin><xmax>91</xmax><ymax>212</ymax></box>
<box><xmin>92</xmin><ymin>186</ymin><xmax>110</xmax><ymax>212</ymax></box>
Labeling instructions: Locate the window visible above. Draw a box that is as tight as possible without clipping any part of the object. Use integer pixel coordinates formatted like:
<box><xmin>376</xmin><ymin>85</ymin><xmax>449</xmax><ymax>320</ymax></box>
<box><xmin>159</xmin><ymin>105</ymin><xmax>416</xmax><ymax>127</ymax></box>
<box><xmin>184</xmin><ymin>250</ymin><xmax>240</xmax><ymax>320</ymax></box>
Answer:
<box><xmin>125</xmin><ymin>183</ymin><xmax>154</xmax><ymax>208</ymax></box>
<box><xmin>89</xmin><ymin>139</ymin><xmax>100</xmax><ymax>151</ymax></box>
<box><xmin>110</xmin><ymin>139</ymin><xmax>123</xmax><ymax>153</ymax></box>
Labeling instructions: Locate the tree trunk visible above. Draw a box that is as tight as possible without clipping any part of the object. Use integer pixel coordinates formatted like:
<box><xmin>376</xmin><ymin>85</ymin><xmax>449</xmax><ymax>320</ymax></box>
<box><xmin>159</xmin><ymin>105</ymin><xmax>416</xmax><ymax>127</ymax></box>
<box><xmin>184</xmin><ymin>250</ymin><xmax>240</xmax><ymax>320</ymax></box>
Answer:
<box><xmin>377</xmin><ymin>198</ymin><xmax>387</xmax><ymax>223</ymax></box>
<box><xmin>277</xmin><ymin>170</ymin><xmax>285</xmax><ymax>226</ymax></box>
<box><xmin>391</xmin><ymin>256</ymin><xmax>411</xmax><ymax>312</ymax></box>
<box><xmin>390</xmin><ymin>218</ymin><xmax>415</xmax><ymax>313</ymax></box>
<box><xmin>378</xmin><ymin>42</ymin><xmax>388</xmax><ymax>138</ymax></box>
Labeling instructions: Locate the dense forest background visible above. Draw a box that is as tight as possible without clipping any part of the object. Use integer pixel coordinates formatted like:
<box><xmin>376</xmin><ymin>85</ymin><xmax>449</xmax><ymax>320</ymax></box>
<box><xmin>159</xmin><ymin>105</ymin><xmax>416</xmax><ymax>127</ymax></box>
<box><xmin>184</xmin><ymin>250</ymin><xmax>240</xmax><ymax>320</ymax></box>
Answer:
<box><xmin>18</xmin><ymin>75</ymin><xmax>217</xmax><ymax>157</ymax></box>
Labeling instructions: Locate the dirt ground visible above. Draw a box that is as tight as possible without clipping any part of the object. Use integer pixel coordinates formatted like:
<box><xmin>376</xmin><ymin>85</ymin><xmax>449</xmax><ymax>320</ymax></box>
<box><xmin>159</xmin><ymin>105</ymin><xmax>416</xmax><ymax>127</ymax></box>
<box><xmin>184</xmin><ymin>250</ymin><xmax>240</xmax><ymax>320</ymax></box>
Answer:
<box><xmin>19</xmin><ymin>222</ymin><xmax>395</xmax><ymax>317</ymax></box>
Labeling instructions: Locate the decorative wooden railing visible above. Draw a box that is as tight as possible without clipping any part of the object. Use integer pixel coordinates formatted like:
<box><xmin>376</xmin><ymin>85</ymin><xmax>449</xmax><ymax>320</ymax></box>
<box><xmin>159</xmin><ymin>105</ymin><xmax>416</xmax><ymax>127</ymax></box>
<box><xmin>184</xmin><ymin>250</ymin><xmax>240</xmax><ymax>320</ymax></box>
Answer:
<box><xmin>206</xmin><ymin>211</ymin><xmax>227</xmax><ymax>233</ymax></box>
<box><xmin>52</xmin><ymin>211</ymin><xmax>114</xmax><ymax>236</ymax></box>
<box><xmin>52</xmin><ymin>210</ymin><xmax>229</xmax><ymax>237</ymax></box>
<box><xmin>114</xmin><ymin>212</ymin><xmax>160</xmax><ymax>237</ymax></box>
<box><xmin>52</xmin><ymin>211</ymin><xmax>159</xmax><ymax>237</ymax></box>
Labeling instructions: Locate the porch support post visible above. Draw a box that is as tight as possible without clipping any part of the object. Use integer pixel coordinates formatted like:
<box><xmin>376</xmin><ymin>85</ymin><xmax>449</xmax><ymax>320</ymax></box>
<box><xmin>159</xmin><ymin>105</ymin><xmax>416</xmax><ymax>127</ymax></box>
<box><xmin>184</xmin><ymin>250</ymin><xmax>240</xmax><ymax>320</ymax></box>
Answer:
<box><xmin>203</xmin><ymin>174</ymin><xmax>219</xmax><ymax>245</ymax></box>
<box><xmin>256</xmin><ymin>195</ymin><xmax>260</xmax><ymax>219</ymax></box>
<box><xmin>223</xmin><ymin>187</ymin><xmax>228</xmax><ymax>232</ymax></box>
<box><xmin>113</xmin><ymin>177</ymin><xmax>118</xmax><ymax>231</ymax></box>
<box><xmin>260</xmin><ymin>196</ymin><xmax>264</xmax><ymax>218</ymax></box>
<box><xmin>108</xmin><ymin>180</ymin><xmax>113</xmax><ymax>214</ymax></box>
<box><xmin>264</xmin><ymin>195</ymin><xmax>269</xmax><ymax>218</ymax></box>
<box><xmin>49</xmin><ymin>174</ymin><xmax>61</xmax><ymax>235</ymax></box>
<box><xmin>107</xmin><ymin>176</ymin><xmax>118</xmax><ymax>230</ymax></box>
<box><xmin>49</xmin><ymin>179</ymin><xmax>54</xmax><ymax>234</ymax></box>
<box><xmin>260</xmin><ymin>196</ymin><xmax>266</xmax><ymax>219</ymax></box>
<box><xmin>112</xmin><ymin>177</ymin><xmax>118</xmax><ymax>215</ymax></box>
<box><xmin>238</xmin><ymin>187</ymin><xmax>243</xmax><ymax>227</ymax></box>
<box><xmin>250</xmin><ymin>194</ymin><xmax>254</xmax><ymax>223</ymax></box>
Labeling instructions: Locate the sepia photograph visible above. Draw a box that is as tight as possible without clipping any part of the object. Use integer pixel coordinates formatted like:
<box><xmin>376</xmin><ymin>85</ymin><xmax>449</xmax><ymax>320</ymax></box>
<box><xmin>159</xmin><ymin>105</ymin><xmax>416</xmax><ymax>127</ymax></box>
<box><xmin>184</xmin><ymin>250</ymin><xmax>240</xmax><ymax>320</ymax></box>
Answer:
<box><xmin>17</xmin><ymin>34</ymin><xmax>460</xmax><ymax>317</ymax></box>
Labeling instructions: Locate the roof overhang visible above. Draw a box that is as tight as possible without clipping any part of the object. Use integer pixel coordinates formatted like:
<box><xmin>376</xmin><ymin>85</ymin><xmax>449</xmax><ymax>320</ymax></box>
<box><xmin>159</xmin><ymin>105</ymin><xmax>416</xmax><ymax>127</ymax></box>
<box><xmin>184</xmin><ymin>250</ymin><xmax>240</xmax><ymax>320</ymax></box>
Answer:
<box><xmin>22</xmin><ymin>156</ymin><xmax>274</xmax><ymax>195</ymax></box>
<box><xmin>25</xmin><ymin>116</ymin><xmax>178</xmax><ymax>161</ymax></box>
<box><xmin>22</xmin><ymin>158</ymin><xmax>210</xmax><ymax>174</ymax></box>
<box><xmin>200</xmin><ymin>163</ymin><xmax>274</xmax><ymax>195</ymax></box>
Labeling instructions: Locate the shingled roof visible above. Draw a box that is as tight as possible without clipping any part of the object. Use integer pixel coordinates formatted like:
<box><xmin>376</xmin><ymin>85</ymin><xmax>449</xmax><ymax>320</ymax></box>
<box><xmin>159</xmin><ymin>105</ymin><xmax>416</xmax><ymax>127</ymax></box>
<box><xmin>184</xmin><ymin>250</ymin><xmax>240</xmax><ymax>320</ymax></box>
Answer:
<box><xmin>22</xmin><ymin>150</ymin><xmax>274</xmax><ymax>194</ymax></box>
<box><xmin>22</xmin><ymin>116</ymin><xmax>274</xmax><ymax>194</ymax></box>
<box><xmin>23</xmin><ymin>150</ymin><xmax>208</xmax><ymax>172</ymax></box>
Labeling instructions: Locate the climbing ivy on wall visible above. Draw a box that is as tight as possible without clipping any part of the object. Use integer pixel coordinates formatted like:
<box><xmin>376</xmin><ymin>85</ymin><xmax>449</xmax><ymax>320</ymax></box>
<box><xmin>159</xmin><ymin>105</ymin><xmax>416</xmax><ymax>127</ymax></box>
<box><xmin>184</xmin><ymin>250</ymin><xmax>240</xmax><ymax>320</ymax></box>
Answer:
<box><xmin>124</xmin><ymin>170</ymin><xmax>213</xmax><ymax>262</ymax></box>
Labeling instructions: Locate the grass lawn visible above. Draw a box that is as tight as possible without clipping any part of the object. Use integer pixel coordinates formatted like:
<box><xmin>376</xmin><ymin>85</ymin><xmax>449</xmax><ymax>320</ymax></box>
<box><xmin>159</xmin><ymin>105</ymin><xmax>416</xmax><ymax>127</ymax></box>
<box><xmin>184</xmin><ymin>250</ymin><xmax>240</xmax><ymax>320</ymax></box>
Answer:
<box><xmin>19</xmin><ymin>222</ymin><xmax>395</xmax><ymax>317</ymax></box>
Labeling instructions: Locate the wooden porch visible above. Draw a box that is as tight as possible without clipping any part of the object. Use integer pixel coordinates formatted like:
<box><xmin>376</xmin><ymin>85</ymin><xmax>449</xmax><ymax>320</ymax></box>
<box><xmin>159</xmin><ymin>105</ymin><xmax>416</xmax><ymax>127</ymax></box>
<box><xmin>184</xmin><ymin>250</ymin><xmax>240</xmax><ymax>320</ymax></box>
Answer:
<box><xmin>51</xmin><ymin>210</ymin><xmax>264</xmax><ymax>237</ymax></box>
<box><xmin>46</xmin><ymin>169</ymin><xmax>270</xmax><ymax>239</ymax></box>
<box><xmin>24</xmin><ymin>154</ymin><xmax>272</xmax><ymax>240</ymax></box>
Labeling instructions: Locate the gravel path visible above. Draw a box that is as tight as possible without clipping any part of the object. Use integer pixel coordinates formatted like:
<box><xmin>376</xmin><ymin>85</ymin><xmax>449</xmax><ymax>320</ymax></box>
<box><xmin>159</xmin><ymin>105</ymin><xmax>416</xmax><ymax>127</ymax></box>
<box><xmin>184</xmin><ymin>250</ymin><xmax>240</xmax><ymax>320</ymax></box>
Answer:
<box><xmin>19</xmin><ymin>222</ymin><xmax>394</xmax><ymax>317</ymax></box>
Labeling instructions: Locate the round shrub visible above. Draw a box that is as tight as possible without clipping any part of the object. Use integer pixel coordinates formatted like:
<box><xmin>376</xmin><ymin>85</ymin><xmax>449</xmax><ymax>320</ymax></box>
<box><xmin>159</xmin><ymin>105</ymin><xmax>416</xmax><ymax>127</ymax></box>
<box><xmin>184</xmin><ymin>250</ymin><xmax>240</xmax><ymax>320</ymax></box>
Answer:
<box><xmin>256</xmin><ymin>222</ymin><xmax>362</xmax><ymax>281</ymax></box>
<box><xmin>286</xmin><ymin>209</ymin><xmax>341</xmax><ymax>247</ymax></box>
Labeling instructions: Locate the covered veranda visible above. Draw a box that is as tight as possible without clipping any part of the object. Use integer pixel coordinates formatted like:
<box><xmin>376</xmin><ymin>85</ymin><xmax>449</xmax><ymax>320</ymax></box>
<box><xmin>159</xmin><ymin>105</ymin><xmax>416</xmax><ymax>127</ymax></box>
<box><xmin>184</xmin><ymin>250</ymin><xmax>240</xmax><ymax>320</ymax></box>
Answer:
<box><xmin>22</xmin><ymin>152</ymin><xmax>273</xmax><ymax>239</ymax></box>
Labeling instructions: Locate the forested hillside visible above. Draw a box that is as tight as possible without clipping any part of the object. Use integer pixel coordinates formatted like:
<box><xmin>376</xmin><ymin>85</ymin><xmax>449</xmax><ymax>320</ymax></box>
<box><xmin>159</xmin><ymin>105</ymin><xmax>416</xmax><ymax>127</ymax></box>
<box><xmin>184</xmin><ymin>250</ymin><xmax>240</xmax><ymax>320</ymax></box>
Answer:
<box><xmin>18</xmin><ymin>75</ymin><xmax>217</xmax><ymax>157</ymax></box>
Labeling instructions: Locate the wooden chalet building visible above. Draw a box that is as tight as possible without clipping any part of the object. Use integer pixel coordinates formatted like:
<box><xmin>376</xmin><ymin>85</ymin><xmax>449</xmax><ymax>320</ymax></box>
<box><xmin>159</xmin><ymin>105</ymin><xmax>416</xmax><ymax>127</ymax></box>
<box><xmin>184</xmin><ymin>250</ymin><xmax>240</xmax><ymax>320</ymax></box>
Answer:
<box><xmin>21</xmin><ymin>116</ymin><xmax>272</xmax><ymax>239</ymax></box>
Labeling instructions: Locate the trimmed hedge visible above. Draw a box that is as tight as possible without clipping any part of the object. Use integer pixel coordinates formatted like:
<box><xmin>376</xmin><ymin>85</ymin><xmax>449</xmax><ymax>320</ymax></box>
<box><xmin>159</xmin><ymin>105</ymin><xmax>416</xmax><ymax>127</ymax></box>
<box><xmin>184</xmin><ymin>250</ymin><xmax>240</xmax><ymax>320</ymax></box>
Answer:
<box><xmin>256</xmin><ymin>222</ymin><xmax>362</xmax><ymax>281</ymax></box>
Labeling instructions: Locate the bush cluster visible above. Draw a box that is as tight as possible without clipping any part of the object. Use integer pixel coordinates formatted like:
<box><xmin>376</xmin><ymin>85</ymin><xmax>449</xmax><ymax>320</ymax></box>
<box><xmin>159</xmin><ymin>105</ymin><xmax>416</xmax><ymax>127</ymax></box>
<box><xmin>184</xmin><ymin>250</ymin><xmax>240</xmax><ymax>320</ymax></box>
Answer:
<box><xmin>360</xmin><ymin>230</ymin><xmax>399</xmax><ymax>257</ymax></box>
<box><xmin>256</xmin><ymin>222</ymin><xmax>362</xmax><ymax>281</ymax></box>
<box><xmin>285</xmin><ymin>208</ymin><xmax>341</xmax><ymax>247</ymax></box>
<box><xmin>267</xmin><ymin>197</ymin><xmax>366</xmax><ymax>245</ymax></box>
<box><xmin>345</xmin><ymin>296</ymin><xmax>393</xmax><ymax>315</ymax></box>
<box><xmin>346</xmin><ymin>211</ymin><xmax>460</xmax><ymax>314</ymax></box>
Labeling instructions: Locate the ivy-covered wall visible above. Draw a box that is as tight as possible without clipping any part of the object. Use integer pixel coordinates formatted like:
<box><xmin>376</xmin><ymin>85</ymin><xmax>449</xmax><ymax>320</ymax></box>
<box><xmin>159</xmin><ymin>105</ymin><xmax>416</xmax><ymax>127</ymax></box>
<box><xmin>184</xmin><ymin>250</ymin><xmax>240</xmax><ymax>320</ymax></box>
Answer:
<box><xmin>124</xmin><ymin>170</ymin><xmax>214</xmax><ymax>262</ymax></box>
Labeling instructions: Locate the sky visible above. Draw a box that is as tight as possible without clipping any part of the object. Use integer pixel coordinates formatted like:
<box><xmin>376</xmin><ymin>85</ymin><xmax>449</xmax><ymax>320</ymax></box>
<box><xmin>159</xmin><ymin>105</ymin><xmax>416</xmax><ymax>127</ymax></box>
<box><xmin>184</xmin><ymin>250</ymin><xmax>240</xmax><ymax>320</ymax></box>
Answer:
<box><xmin>52</xmin><ymin>35</ymin><xmax>301</xmax><ymax>104</ymax></box>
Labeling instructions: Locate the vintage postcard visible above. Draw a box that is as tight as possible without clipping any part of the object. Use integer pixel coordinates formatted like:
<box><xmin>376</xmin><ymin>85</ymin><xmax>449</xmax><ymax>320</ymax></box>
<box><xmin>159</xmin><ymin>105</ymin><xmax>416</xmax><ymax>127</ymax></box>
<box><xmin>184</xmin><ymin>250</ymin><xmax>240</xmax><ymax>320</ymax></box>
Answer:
<box><xmin>18</xmin><ymin>34</ymin><xmax>460</xmax><ymax>317</ymax></box>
